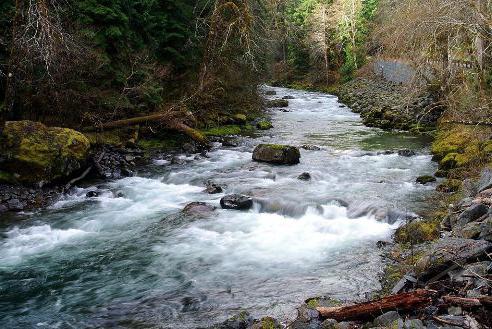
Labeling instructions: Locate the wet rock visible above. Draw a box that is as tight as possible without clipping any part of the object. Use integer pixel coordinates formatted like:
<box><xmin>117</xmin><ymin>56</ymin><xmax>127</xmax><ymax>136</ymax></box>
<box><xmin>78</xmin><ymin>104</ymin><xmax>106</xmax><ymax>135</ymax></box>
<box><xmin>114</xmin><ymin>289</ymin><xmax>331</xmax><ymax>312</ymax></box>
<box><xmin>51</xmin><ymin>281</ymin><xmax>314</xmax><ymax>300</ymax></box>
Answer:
<box><xmin>205</xmin><ymin>181</ymin><xmax>223</xmax><ymax>194</ymax></box>
<box><xmin>301</xmin><ymin>144</ymin><xmax>321</xmax><ymax>151</ymax></box>
<box><xmin>86</xmin><ymin>191</ymin><xmax>100</xmax><ymax>198</ymax></box>
<box><xmin>207</xmin><ymin>311</ymin><xmax>254</xmax><ymax>329</ymax></box>
<box><xmin>91</xmin><ymin>146</ymin><xmax>140</xmax><ymax>179</ymax></box>
<box><xmin>231</xmin><ymin>114</ymin><xmax>247</xmax><ymax>125</ymax></box>
<box><xmin>297</xmin><ymin>305</ymin><xmax>320</xmax><ymax>323</ymax></box>
<box><xmin>298</xmin><ymin>172</ymin><xmax>311</xmax><ymax>181</ymax></box>
<box><xmin>478</xmin><ymin>168</ymin><xmax>492</xmax><ymax>192</ymax></box>
<box><xmin>373</xmin><ymin>311</ymin><xmax>402</xmax><ymax>327</ymax></box>
<box><xmin>171</xmin><ymin>156</ymin><xmax>187</xmax><ymax>165</ymax></box>
<box><xmin>182</xmin><ymin>202</ymin><xmax>216</xmax><ymax>217</ymax></box>
<box><xmin>0</xmin><ymin>120</ymin><xmax>90</xmax><ymax>185</ymax></box>
<box><xmin>415</xmin><ymin>238</ymin><xmax>492</xmax><ymax>280</ymax></box>
<box><xmin>283</xmin><ymin>95</ymin><xmax>295</xmax><ymax>99</ymax></box>
<box><xmin>456</xmin><ymin>203</ymin><xmax>489</xmax><ymax>227</ymax></box>
<box><xmin>253</xmin><ymin>144</ymin><xmax>300</xmax><ymax>165</ymax></box>
<box><xmin>266</xmin><ymin>99</ymin><xmax>289</xmax><ymax>108</ymax></box>
<box><xmin>416</xmin><ymin>175</ymin><xmax>436</xmax><ymax>185</ymax></box>
<box><xmin>250</xmin><ymin>317</ymin><xmax>282</xmax><ymax>329</ymax></box>
<box><xmin>398</xmin><ymin>149</ymin><xmax>416</xmax><ymax>157</ymax></box>
<box><xmin>404</xmin><ymin>319</ymin><xmax>424</xmax><ymax>329</ymax></box>
<box><xmin>256</xmin><ymin>120</ymin><xmax>273</xmax><ymax>130</ymax></box>
<box><xmin>182</xmin><ymin>142</ymin><xmax>197</xmax><ymax>154</ymax></box>
<box><xmin>220</xmin><ymin>194</ymin><xmax>253</xmax><ymax>210</ymax></box>
<box><xmin>115</xmin><ymin>191</ymin><xmax>125</xmax><ymax>198</ymax></box>
<box><xmin>265</xmin><ymin>90</ymin><xmax>277</xmax><ymax>95</ymax></box>
<box><xmin>434</xmin><ymin>169</ymin><xmax>449</xmax><ymax>178</ymax></box>
<box><xmin>7</xmin><ymin>198</ymin><xmax>24</xmax><ymax>211</ymax></box>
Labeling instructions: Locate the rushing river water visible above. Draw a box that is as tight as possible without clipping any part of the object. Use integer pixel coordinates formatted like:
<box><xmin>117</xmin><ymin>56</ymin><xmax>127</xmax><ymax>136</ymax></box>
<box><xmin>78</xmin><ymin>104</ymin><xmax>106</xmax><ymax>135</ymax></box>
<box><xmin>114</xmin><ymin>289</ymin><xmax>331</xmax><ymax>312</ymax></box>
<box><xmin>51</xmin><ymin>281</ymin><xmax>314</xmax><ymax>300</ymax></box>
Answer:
<box><xmin>0</xmin><ymin>87</ymin><xmax>436</xmax><ymax>328</ymax></box>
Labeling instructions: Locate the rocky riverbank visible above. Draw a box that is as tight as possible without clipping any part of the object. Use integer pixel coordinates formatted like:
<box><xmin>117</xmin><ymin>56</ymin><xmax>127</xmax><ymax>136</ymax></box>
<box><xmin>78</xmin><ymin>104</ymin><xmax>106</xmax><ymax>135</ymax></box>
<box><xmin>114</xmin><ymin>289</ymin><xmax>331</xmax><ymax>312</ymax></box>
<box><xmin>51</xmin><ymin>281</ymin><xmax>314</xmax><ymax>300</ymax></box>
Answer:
<box><xmin>337</xmin><ymin>77</ymin><xmax>443</xmax><ymax>132</ymax></box>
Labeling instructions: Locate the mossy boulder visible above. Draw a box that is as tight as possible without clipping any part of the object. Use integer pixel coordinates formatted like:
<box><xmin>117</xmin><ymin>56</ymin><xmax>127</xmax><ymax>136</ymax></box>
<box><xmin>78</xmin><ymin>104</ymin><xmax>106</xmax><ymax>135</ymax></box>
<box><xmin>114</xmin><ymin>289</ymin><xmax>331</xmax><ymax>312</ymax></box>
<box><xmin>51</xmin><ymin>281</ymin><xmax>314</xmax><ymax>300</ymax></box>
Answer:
<box><xmin>252</xmin><ymin>144</ymin><xmax>300</xmax><ymax>165</ymax></box>
<box><xmin>436</xmin><ymin>179</ymin><xmax>462</xmax><ymax>193</ymax></box>
<box><xmin>416</xmin><ymin>175</ymin><xmax>437</xmax><ymax>185</ymax></box>
<box><xmin>0</xmin><ymin>121</ymin><xmax>90</xmax><ymax>185</ymax></box>
<box><xmin>394</xmin><ymin>219</ymin><xmax>440</xmax><ymax>244</ymax></box>
<box><xmin>256</xmin><ymin>120</ymin><xmax>273</xmax><ymax>130</ymax></box>
<box><xmin>232</xmin><ymin>113</ymin><xmax>247</xmax><ymax>125</ymax></box>
<box><xmin>266</xmin><ymin>99</ymin><xmax>289</xmax><ymax>108</ymax></box>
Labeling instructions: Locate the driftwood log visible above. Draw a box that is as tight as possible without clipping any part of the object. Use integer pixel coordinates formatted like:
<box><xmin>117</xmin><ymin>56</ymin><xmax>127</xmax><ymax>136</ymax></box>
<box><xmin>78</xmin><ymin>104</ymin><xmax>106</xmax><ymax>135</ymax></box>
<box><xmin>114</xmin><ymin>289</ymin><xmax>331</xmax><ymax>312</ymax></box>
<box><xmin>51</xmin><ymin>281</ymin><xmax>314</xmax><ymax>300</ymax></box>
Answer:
<box><xmin>316</xmin><ymin>289</ymin><xmax>437</xmax><ymax>321</ymax></box>
<box><xmin>443</xmin><ymin>296</ymin><xmax>492</xmax><ymax>308</ymax></box>
<box><xmin>83</xmin><ymin>111</ymin><xmax>209</xmax><ymax>146</ymax></box>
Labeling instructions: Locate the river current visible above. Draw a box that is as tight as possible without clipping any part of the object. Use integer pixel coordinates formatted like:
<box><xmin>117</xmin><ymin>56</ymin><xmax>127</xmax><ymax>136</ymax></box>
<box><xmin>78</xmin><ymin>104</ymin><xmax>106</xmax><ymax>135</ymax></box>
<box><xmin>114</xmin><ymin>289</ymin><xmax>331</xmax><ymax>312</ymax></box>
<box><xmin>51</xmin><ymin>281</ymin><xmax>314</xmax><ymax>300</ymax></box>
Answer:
<box><xmin>0</xmin><ymin>87</ymin><xmax>436</xmax><ymax>328</ymax></box>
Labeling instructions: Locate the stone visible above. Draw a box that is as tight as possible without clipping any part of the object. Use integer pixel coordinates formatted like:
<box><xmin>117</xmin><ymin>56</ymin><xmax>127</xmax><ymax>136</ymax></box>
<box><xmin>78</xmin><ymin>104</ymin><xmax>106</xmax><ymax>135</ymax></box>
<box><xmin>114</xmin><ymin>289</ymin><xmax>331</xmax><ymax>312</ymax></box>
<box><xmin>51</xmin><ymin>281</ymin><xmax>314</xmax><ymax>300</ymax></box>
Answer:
<box><xmin>0</xmin><ymin>120</ymin><xmax>90</xmax><ymax>185</ymax></box>
<box><xmin>478</xmin><ymin>188</ymin><xmax>492</xmax><ymax>198</ymax></box>
<box><xmin>220</xmin><ymin>194</ymin><xmax>253</xmax><ymax>210</ymax></box>
<box><xmin>232</xmin><ymin>114</ymin><xmax>247</xmax><ymax>125</ymax></box>
<box><xmin>478</xmin><ymin>168</ymin><xmax>492</xmax><ymax>192</ymax></box>
<box><xmin>456</xmin><ymin>203</ymin><xmax>489</xmax><ymax>227</ymax></box>
<box><xmin>265</xmin><ymin>90</ymin><xmax>277</xmax><ymax>95</ymax></box>
<box><xmin>210</xmin><ymin>311</ymin><xmax>254</xmax><ymax>329</ymax></box>
<box><xmin>320</xmin><ymin>319</ymin><xmax>338</xmax><ymax>329</ymax></box>
<box><xmin>256</xmin><ymin>121</ymin><xmax>273</xmax><ymax>130</ymax></box>
<box><xmin>373</xmin><ymin>311</ymin><xmax>402</xmax><ymax>327</ymax></box>
<box><xmin>398</xmin><ymin>149</ymin><xmax>416</xmax><ymax>157</ymax></box>
<box><xmin>297</xmin><ymin>305</ymin><xmax>320</xmax><ymax>323</ymax></box>
<box><xmin>182</xmin><ymin>202</ymin><xmax>216</xmax><ymax>217</ymax></box>
<box><xmin>404</xmin><ymin>319</ymin><xmax>424</xmax><ymax>329</ymax></box>
<box><xmin>7</xmin><ymin>198</ymin><xmax>24</xmax><ymax>211</ymax></box>
<box><xmin>447</xmin><ymin>306</ymin><xmax>462</xmax><ymax>316</ymax></box>
<box><xmin>301</xmin><ymin>144</ymin><xmax>321</xmax><ymax>151</ymax></box>
<box><xmin>205</xmin><ymin>181</ymin><xmax>223</xmax><ymax>194</ymax></box>
<box><xmin>283</xmin><ymin>95</ymin><xmax>295</xmax><ymax>99</ymax></box>
<box><xmin>250</xmin><ymin>317</ymin><xmax>282</xmax><ymax>329</ymax></box>
<box><xmin>298</xmin><ymin>172</ymin><xmax>311</xmax><ymax>181</ymax></box>
<box><xmin>253</xmin><ymin>144</ymin><xmax>300</xmax><ymax>165</ymax></box>
<box><xmin>416</xmin><ymin>175</ymin><xmax>436</xmax><ymax>185</ymax></box>
<box><xmin>415</xmin><ymin>238</ymin><xmax>492</xmax><ymax>280</ymax></box>
<box><xmin>455</xmin><ymin>222</ymin><xmax>481</xmax><ymax>239</ymax></box>
<box><xmin>437</xmin><ymin>179</ymin><xmax>461</xmax><ymax>193</ymax></box>
<box><xmin>86</xmin><ymin>191</ymin><xmax>99</xmax><ymax>198</ymax></box>
<box><xmin>266</xmin><ymin>99</ymin><xmax>289</xmax><ymax>108</ymax></box>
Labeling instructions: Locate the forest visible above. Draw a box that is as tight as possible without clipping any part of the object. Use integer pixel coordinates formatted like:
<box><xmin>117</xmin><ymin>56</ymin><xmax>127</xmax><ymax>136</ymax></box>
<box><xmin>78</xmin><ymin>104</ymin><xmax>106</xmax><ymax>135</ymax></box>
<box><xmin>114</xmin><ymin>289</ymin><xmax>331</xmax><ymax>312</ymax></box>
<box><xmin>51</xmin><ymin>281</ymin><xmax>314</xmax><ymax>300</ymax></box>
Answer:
<box><xmin>1</xmin><ymin>1</ymin><xmax>490</xmax><ymax>129</ymax></box>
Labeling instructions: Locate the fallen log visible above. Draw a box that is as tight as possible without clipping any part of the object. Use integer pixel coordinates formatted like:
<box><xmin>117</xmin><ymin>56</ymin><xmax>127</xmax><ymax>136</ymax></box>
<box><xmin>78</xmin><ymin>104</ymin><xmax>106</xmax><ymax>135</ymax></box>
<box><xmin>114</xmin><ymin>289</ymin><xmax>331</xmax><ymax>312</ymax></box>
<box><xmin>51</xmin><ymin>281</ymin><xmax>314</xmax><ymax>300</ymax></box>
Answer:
<box><xmin>316</xmin><ymin>289</ymin><xmax>437</xmax><ymax>321</ymax></box>
<box><xmin>83</xmin><ymin>112</ymin><xmax>209</xmax><ymax>146</ymax></box>
<box><xmin>443</xmin><ymin>296</ymin><xmax>492</xmax><ymax>308</ymax></box>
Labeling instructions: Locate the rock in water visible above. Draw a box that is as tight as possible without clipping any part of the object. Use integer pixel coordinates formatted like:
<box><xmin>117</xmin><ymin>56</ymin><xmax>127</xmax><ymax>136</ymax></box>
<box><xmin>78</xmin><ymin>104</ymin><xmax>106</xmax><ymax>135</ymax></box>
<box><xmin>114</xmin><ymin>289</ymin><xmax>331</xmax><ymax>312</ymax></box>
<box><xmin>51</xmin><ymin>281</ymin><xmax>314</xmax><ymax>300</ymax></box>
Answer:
<box><xmin>182</xmin><ymin>202</ymin><xmax>216</xmax><ymax>216</ymax></box>
<box><xmin>205</xmin><ymin>180</ymin><xmax>223</xmax><ymax>194</ymax></box>
<box><xmin>220</xmin><ymin>194</ymin><xmax>253</xmax><ymax>210</ymax></box>
<box><xmin>252</xmin><ymin>144</ymin><xmax>300</xmax><ymax>165</ymax></box>
<box><xmin>256</xmin><ymin>120</ymin><xmax>273</xmax><ymax>130</ymax></box>
<box><xmin>416</xmin><ymin>175</ymin><xmax>436</xmax><ymax>184</ymax></box>
<box><xmin>266</xmin><ymin>99</ymin><xmax>289</xmax><ymax>108</ymax></box>
<box><xmin>0</xmin><ymin>120</ymin><xmax>90</xmax><ymax>185</ymax></box>
<box><xmin>298</xmin><ymin>172</ymin><xmax>311</xmax><ymax>181</ymax></box>
<box><xmin>398</xmin><ymin>149</ymin><xmax>416</xmax><ymax>157</ymax></box>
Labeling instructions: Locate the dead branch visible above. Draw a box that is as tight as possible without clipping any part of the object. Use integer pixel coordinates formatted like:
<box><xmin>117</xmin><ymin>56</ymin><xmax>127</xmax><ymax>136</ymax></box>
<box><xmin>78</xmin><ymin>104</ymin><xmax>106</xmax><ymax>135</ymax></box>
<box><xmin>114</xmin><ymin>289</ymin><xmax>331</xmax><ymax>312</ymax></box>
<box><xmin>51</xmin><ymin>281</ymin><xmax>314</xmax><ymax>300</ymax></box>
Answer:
<box><xmin>316</xmin><ymin>289</ymin><xmax>437</xmax><ymax>321</ymax></box>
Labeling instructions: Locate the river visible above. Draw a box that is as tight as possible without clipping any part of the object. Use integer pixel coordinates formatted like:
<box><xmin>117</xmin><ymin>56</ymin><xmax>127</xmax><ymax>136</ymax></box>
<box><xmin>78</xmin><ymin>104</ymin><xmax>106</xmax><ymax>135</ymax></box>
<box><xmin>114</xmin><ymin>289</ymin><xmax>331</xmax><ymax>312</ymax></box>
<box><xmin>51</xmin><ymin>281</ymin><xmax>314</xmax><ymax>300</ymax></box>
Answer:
<box><xmin>0</xmin><ymin>86</ymin><xmax>436</xmax><ymax>328</ymax></box>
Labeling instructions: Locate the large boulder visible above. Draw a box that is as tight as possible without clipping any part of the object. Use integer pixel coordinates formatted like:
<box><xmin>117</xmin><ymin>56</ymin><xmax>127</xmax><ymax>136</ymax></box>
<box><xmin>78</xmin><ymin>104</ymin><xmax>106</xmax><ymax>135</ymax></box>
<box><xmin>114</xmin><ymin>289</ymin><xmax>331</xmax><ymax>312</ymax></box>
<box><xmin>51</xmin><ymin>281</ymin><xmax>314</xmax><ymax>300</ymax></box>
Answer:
<box><xmin>220</xmin><ymin>194</ymin><xmax>253</xmax><ymax>210</ymax></box>
<box><xmin>415</xmin><ymin>238</ymin><xmax>492</xmax><ymax>281</ymax></box>
<box><xmin>252</xmin><ymin>144</ymin><xmax>300</xmax><ymax>165</ymax></box>
<box><xmin>0</xmin><ymin>121</ymin><xmax>90</xmax><ymax>185</ymax></box>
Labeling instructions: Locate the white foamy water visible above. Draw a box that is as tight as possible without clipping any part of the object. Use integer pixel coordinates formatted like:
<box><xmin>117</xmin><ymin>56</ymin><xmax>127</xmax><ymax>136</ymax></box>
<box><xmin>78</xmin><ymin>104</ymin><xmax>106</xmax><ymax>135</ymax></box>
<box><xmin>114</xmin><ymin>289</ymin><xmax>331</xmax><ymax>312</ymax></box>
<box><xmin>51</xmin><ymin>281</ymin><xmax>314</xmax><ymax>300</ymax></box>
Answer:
<box><xmin>0</xmin><ymin>86</ymin><xmax>437</xmax><ymax>328</ymax></box>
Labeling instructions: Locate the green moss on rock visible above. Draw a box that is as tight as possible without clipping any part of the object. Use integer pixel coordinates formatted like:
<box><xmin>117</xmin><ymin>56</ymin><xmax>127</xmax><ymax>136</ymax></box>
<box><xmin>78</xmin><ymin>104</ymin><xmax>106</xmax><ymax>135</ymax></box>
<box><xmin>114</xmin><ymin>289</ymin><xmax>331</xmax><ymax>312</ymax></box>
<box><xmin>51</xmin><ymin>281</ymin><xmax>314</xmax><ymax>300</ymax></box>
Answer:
<box><xmin>1</xmin><ymin>121</ymin><xmax>90</xmax><ymax>185</ymax></box>
<box><xmin>394</xmin><ymin>219</ymin><xmax>440</xmax><ymax>244</ymax></box>
<box><xmin>202</xmin><ymin>125</ymin><xmax>243</xmax><ymax>136</ymax></box>
<box><xmin>257</xmin><ymin>120</ymin><xmax>273</xmax><ymax>130</ymax></box>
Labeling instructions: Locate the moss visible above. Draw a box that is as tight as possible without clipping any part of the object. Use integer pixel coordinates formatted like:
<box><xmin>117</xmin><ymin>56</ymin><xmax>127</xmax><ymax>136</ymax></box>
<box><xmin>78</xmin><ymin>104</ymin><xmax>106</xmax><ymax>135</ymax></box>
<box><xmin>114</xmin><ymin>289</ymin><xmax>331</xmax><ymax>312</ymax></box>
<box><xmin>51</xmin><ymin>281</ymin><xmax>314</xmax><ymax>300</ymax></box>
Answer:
<box><xmin>0</xmin><ymin>170</ymin><xmax>17</xmax><ymax>184</ymax></box>
<box><xmin>394</xmin><ymin>219</ymin><xmax>440</xmax><ymax>245</ymax></box>
<box><xmin>258</xmin><ymin>317</ymin><xmax>279</xmax><ymax>329</ymax></box>
<box><xmin>257</xmin><ymin>120</ymin><xmax>273</xmax><ymax>130</ymax></box>
<box><xmin>1</xmin><ymin>121</ymin><xmax>90</xmax><ymax>184</ymax></box>
<box><xmin>232</xmin><ymin>113</ymin><xmax>247</xmax><ymax>124</ymax></box>
<box><xmin>202</xmin><ymin>125</ymin><xmax>242</xmax><ymax>136</ymax></box>
<box><xmin>84</xmin><ymin>131</ymin><xmax>125</xmax><ymax>146</ymax></box>
<box><xmin>436</xmin><ymin>179</ymin><xmax>462</xmax><ymax>193</ymax></box>
<box><xmin>266</xmin><ymin>99</ymin><xmax>289</xmax><ymax>108</ymax></box>
<box><xmin>416</xmin><ymin>175</ymin><xmax>436</xmax><ymax>184</ymax></box>
<box><xmin>306</xmin><ymin>298</ymin><xmax>319</xmax><ymax>309</ymax></box>
<box><xmin>137</xmin><ymin>138</ymin><xmax>180</xmax><ymax>150</ymax></box>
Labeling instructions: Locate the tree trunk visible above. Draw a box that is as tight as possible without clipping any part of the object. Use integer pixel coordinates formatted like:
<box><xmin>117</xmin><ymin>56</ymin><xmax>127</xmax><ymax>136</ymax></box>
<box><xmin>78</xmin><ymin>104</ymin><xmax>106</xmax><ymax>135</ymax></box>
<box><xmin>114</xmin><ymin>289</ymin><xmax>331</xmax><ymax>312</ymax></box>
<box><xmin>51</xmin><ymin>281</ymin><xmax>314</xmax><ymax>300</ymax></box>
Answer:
<box><xmin>316</xmin><ymin>289</ymin><xmax>437</xmax><ymax>321</ymax></box>
<box><xmin>83</xmin><ymin>112</ymin><xmax>210</xmax><ymax>146</ymax></box>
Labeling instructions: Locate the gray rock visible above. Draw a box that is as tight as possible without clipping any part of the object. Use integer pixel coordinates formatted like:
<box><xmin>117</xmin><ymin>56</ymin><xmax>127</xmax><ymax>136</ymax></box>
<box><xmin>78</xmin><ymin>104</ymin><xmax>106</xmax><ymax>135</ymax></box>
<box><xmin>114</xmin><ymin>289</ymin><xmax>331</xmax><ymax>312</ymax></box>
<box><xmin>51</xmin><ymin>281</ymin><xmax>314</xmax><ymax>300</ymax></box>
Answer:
<box><xmin>220</xmin><ymin>194</ymin><xmax>253</xmax><ymax>210</ymax></box>
<box><xmin>479</xmin><ymin>216</ymin><xmax>492</xmax><ymax>241</ymax></box>
<box><xmin>415</xmin><ymin>238</ymin><xmax>492</xmax><ymax>281</ymax></box>
<box><xmin>208</xmin><ymin>311</ymin><xmax>254</xmax><ymax>329</ymax></box>
<box><xmin>478</xmin><ymin>168</ymin><xmax>492</xmax><ymax>192</ymax></box>
<box><xmin>86</xmin><ymin>191</ymin><xmax>100</xmax><ymax>198</ymax></box>
<box><xmin>373</xmin><ymin>311</ymin><xmax>401</xmax><ymax>327</ymax></box>
<box><xmin>455</xmin><ymin>221</ymin><xmax>481</xmax><ymax>239</ymax></box>
<box><xmin>7</xmin><ymin>198</ymin><xmax>24</xmax><ymax>211</ymax></box>
<box><xmin>404</xmin><ymin>319</ymin><xmax>424</xmax><ymax>329</ymax></box>
<box><xmin>205</xmin><ymin>181</ymin><xmax>223</xmax><ymax>194</ymax></box>
<box><xmin>297</xmin><ymin>305</ymin><xmax>320</xmax><ymax>323</ymax></box>
<box><xmin>182</xmin><ymin>202</ymin><xmax>216</xmax><ymax>217</ymax></box>
<box><xmin>252</xmin><ymin>144</ymin><xmax>300</xmax><ymax>165</ymax></box>
<box><xmin>457</xmin><ymin>203</ymin><xmax>489</xmax><ymax>227</ymax></box>
<box><xmin>398</xmin><ymin>149</ymin><xmax>416</xmax><ymax>157</ymax></box>
<box><xmin>447</xmin><ymin>306</ymin><xmax>462</xmax><ymax>316</ymax></box>
<box><xmin>298</xmin><ymin>172</ymin><xmax>311</xmax><ymax>181</ymax></box>
<box><xmin>320</xmin><ymin>319</ymin><xmax>338</xmax><ymax>329</ymax></box>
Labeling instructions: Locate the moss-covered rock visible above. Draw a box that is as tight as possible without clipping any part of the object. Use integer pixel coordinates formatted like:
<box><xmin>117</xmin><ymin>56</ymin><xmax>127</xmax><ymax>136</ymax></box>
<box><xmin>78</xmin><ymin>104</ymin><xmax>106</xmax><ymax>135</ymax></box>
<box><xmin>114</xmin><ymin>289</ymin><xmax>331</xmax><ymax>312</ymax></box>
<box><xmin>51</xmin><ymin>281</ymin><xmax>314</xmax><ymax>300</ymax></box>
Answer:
<box><xmin>0</xmin><ymin>121</ymin><xmax>90</xmax><ymax>185</ymax></box>
<box><xmin>252</xmin><ymin>144</ymin><xmax>300</xmax><ymax>165</ymax></box>
<box><xmin>202</xmin><ymin>125</ymin><xmax>243</xmax><ymax>136</ymax></box>
<box><xmin>232</xmin><ymin>113</ymin><xmax>247</xmax><ymax>125</ymax></box>
<box><xmin>256</xmin><ymin>120</ymin><xmax>273</xmax><ymax>130</ymax></box>
<box><xmin>436</xmin><ymin>179</ymin><xmax>462</xmax><ymax>193</ymax></box>
<box><xmin>416</xmin><ymin>175</ymin><xmax>437</xmax><ymax>185</ymax></box>
<box><xmin>251</xmin><ymin>317</ymin><xmax>282</xmax><ymax>329</ymax></box>
<box><xmin>266</xmin><ymin>99</ymin><xmax>289</xmax><ymax>108</ymax></box>
<box><xmin>394</xmin><ymin>219</ymin><xmax>440</xmax><ymax>244</ymax></box>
